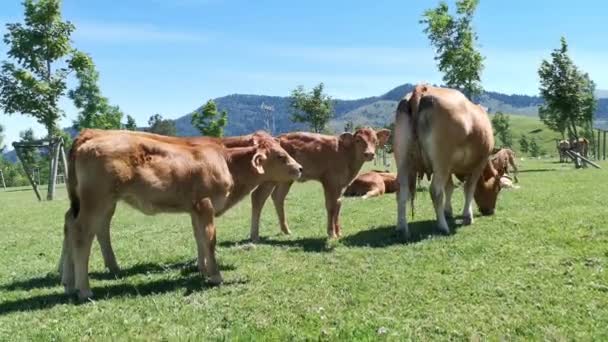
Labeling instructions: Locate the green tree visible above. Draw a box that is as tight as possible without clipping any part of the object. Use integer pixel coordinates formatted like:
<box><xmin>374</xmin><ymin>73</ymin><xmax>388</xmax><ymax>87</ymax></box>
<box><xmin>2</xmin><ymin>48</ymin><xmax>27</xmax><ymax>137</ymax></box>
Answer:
<box><xmin>125</xmin><ymin>115</ymin><xmax>137</xmax><ymax>131</ymax></box>
<box><xmin>0</xmin><ymin>0</ymin><xmax>89</xmax><ymax>138</ymax></box>
<box><xmin>18</xmin><ymin>128</ymin><xmax>41</xmax><ymax>182</ymax></box>
<box><xmin>0</xmin><ymin>0</ymin><xmax>91</xmax><ymax>199</ymax></box>
<box><xmin>69</xmin><ymin>54</ymin><xmax>123</xmax><ymax>130</ymax></box>
<box><xmin>420</xmin><ymin>0</ymin><xmax>484</xmax><ymax>99</ymax></box>
<box><xmin>290</xmin><ymin>83</ymin><xmax>334</xmax><ymax>133</ymax></box>
<box><xmin>191</xmin><ymin>99</ymin><xmax>228</xmax><ymax>137</ymax></box>
<box><xmin>147</xmin><ymin>114</ymin><xmax>176</xmax><ymax>136</ymax></box>
<box><xmin>491</xmin><ymin>112</ymin><xmax>513</xmax><ymax>148</ymax></box>
<box><xmin>0</xmin><ymin>123</ymin><xmax>5</xmax><ymax>152</ymax></box>
<box><xmin>538</xmin><ymin>37</ymin><xmax>596</xmax><ymax>140</ymax></box>
<box><xmin>519</xmin><ymin>134</ymin><xmax>529</xmax><ymax>154</ymax></box>
<box><xmin>529</xmin><ymin>137</ymin><xmax>542</xmax><ymax>157</ymax></box>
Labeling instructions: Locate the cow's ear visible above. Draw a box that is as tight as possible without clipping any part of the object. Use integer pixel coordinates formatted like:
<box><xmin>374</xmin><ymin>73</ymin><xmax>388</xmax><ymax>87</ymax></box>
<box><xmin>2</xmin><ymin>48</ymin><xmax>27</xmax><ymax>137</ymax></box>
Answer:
<box><xmin>339</xmin><ymin>132</ymin><xmax>354</xmax><ymax>146</ymax></box>
<box><xmin>252</xmin><ymin>152</ymin><xmax>267</xmax><ymax>175</ymax></box>
<box><xmin>376</xmin><ymin>129</ymin><xmax>391</xmax><ymax>145</ymax></box>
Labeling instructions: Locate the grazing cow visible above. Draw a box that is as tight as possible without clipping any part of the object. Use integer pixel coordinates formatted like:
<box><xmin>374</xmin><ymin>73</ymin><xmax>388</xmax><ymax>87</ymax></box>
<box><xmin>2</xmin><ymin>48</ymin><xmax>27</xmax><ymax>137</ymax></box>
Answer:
<box><xmin>249</xmin><ymin>127</ymin><xmax>391</xmax><ymax>240</ymax></box>
<box><xmin>60</xmin><ymin>129</ymin><xmax>302</xmax><ymax>300</ymax></box>
<box><xmin>571</xmin><ymin>137</ymin><xmax>589</xmax><ymax>157</ymax></box>
<box><xmin>344</xmin><ymin>170</ymin><xmax>398</xmax><ymax>199</ymax></box>
<box><xmin>491</xmin><ymin>148</ymin><xmax>519</xmax><ymax>183</ymax></box>
<box><xmin>394</xmin><ymin>84</ymin><xmax>510</xmax><ymax>237</ymax></box>
<box><xmin>558</xmin><ymin>140</ymin><xmax>570</xmax><ymax>163</ymax></box>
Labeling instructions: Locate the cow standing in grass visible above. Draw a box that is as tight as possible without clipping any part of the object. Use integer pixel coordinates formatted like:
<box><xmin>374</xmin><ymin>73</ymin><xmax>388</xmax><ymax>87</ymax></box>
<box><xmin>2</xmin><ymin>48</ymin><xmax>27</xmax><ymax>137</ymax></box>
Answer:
<box><xmin>394</xmin><ymin>85</ymin><xmax>510</xmax><ymax>238</ymax></box>
<box><xmin>250</xmin><ymin>127</ymin><xmax>391</xmax><ymax>240</ymax></box>
<box><xmin>60</xmin><ymin>129</ymin><xmax>302</xmax><ymax>300</ymax></box>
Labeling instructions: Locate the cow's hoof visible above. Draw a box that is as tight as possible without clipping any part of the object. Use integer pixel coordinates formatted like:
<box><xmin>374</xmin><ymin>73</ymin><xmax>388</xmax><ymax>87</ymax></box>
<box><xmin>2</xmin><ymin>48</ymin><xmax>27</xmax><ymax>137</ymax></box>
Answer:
<box><xmin>208</xmin><ymin>274</ymin><xmax>223</xmax><ymax>286</ymax></box>
<box><xmin>281</xmin><ymin>228</ymin><xmax>292</xmax><ymax>235</ymax></box>
<box><xmin>444</xmin><ymin>210</ymin><xmax>454</xmax><ymax>219</ymax></box>
<box><xmin>77</xmin><ymin>289</ymin><xmax>94</xmax><ymax>302</ymax></box>
<box><xmin>462</xmin><ymin>215</ymin><xmax>473</xmax><ymax>226</ymax></box>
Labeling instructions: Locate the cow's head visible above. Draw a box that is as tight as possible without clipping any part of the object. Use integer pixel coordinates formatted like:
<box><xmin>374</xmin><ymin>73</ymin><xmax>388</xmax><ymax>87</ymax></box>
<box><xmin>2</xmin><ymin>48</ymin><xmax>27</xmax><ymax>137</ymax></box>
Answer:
<box><xmin>339</xmin><ymin>127</ymin><xmax>391</xmax><ymax>161</ymax></box>
<box><xmin>474</xmin><ymin>161</ymin><xmax>511</xmax><ymax>215</ymax></box>
<box><xmin>252</xmin><ymin>133</ymin><xmax>302</xmax><ymax>181</ymax></box>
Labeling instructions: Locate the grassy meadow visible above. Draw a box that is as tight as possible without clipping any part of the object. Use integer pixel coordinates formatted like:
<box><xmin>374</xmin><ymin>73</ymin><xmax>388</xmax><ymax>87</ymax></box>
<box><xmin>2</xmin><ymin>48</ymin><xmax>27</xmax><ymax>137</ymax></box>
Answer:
<box><xmin>0</xmin><ymin>157</ymin><xmax>607</xmax><ymax>340</ymax></box>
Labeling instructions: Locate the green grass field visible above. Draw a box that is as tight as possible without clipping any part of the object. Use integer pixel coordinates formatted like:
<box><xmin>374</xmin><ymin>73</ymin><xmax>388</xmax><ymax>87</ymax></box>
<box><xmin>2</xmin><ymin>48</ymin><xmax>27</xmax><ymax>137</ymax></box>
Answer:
<box><xmin>1</xmin><ymin>159</ymin><xmax>607</xmax><ymax>340</ymax></box>
<box><xmin>490</xmin><ymin>114</ymin><xmax>562</xmax><ymax>155</ymax></box>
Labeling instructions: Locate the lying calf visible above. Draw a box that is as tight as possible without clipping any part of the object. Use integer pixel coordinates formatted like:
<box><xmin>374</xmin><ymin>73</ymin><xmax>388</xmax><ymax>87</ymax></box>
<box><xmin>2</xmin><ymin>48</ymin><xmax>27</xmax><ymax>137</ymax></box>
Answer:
<box><xmin>60</xmin><ymin>129</ymin><xmax>302</xmax><ymax>300</ymax></box>
<box><xmin>344</xmin><ymin>170</ymin><xmax>398</xmax><ymax>199</ymax></box>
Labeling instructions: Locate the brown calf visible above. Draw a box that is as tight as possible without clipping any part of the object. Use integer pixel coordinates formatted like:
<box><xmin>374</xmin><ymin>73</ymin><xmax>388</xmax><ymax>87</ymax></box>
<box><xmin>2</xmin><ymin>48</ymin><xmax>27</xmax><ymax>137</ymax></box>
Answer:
<box><xmin>344</xmin><ymin>170</ymin><xmax>398</xmax><ymax>199</ymax></box>
<box><xmin>250</xmin><ymin>127</ymin><xmax>391</xmax><ymax>240</ymax></box>
<box><xmin>60</xmin><ymin>129</ymin><xmax>302</xmax><ymax>300</ymax></box>
<box><xmin>57</xmin><ymin>130</ymin><xmax>285</xmax><ymax>276</ymax></box>
<box><xmin>394</xmin><ymin>84</ymin><xmax>509</xmax><ymax>237</ymax></box>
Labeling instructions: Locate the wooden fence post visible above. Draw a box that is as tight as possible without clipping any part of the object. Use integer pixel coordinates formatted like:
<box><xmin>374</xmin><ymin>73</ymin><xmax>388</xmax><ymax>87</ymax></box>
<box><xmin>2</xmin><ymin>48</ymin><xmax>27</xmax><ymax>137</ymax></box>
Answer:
<box><xmin>13</xmin><ymin>143</ymin><xmax>42</xmax><ymax>201</ymax></box>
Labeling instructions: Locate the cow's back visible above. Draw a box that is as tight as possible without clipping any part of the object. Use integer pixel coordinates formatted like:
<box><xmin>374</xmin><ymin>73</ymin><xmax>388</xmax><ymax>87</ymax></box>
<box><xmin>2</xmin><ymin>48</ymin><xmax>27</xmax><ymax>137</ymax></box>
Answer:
<box><xmin>416</xmin><ymin>87</ymin><xmax>494</xmax><ymax>175</ymax></box>
<box><xmin>73</xmin><ymin>132</ymin><xmax>233</xmax><ymax>215</ymax></box>
<box><xmin>278</xmin><ymin>132</ymin><xmax>344</xmax><ymax>181</ymax></box>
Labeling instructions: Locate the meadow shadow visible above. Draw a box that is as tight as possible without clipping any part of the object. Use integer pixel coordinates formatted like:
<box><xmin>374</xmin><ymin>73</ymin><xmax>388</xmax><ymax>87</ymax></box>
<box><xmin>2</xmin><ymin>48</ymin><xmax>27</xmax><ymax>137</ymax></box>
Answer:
<box><xmin>0</xmin><ymin>259</ymin><xmax>235</xmax><ymax>292</ymax></box>
<box><xmin>342</xmin><ymin>219</ymin><xmax>463</xmax><ymax>248</ymax></box>
<box><xmin>0</xmin><ymin>275</ymin><xmax>248</xmax><ymax>316</ymax></box>
<box><xmin>220</xmin><ymin>236</ymin><xmax>331</xmax><ymax>253</ymax></box>
<box><xmin>518</xmin><ymin>168</ymin><xmax>557</xmax><ymax>173</ymax></box>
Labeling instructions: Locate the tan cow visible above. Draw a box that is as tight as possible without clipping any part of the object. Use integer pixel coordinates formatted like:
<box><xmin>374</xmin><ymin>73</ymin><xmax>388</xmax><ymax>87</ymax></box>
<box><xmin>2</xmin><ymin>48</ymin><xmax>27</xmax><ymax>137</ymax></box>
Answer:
<box><xmin>57</xmin><ymin>130</ymin><xmax>284</xmax><ymax>276</ymax></box>
<box><xmin>571</xmin><ymin>137</ymin><xmax>589</xmax><ymax>157</ymax></box>
<box><xmin>491</xmin><ymin>148</ymin><xmax>519</xmax><ymax>183</ymax></box>
<box><xmin>344</xmin><ymin>170</ymin><xmax>398</xmax><ymax>199</ymax></box>
<box><xmin>558</xmin><ymin>140</ymin><xmax>570</xmax><ymax>163</ymax></box>
<box><xmin>60</xmin><ymin>129</ymin><xmax>302</xmax><ymax>300</ymax></box>
<box><xmin>394</xmin><ymin>84</ymin><xmax>509</xmax><ymax>237</ymax></box>
<box><xmin>249</xmin><ymin>127</ymin><xmax>391</xmax><ymax>240</ymax></box>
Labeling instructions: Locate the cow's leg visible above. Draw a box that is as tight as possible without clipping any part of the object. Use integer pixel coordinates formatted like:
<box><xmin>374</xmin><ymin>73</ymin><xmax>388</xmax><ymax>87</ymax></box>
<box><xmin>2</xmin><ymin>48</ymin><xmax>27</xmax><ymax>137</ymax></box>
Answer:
<box><xmin>70</xmin><ymin>199</ymin><xmax>115</xmax><ymax>300</ymax></box>
<box><xmin>250</xmin><ymin>182</ymin><xmax>276</xmax><ymax>242</ymax></box>
<box><xmin>462</xmin><ymin>166</ymin><xmax>484</xmax><ymax>226</ymax></box>
<box><xmin>60</xmin><ymin>209</ymin><xmax>76</xmax><ymax>292</ymax></box>
<box><xmin>322</xmin><ymin>183</ymin><xmax>342</xmax><ymax>238</ymax></box>
<box><xmin>444</xmin><ymin>176</ymin><xmax>454</xmax><ymax>218</ymax></box>
<box><xmin>395</xmin><ymin>165</ymin><xmax>410</xmax><ymax>238</ymax></box>
<box><xmin>271</xmin><ymin>181</ymin><xmax>294</xmax><ymax>235</ymax></box>
<box><xmin>430</xmin><ymin>171</ymin><xmax>450</xmax><ymax>234</ymax></box>
<box><xmin>96</xmin><ymin>203</ymin><xmax>119</xmax><ymax>274</ymax></box>
<box><xmin>510</xmin><ymin>157</ymin><xmax>519</xmax><ymax>183</ymax></box>
<box><xmin>362</xmin><ymin>187</ymin><xmax>382</xmax><ymax>199</ymax></box>
<box><xmin>192</xmin><ymin>198</ymin><xmax>222</xmax><ymax>285</ymax></box>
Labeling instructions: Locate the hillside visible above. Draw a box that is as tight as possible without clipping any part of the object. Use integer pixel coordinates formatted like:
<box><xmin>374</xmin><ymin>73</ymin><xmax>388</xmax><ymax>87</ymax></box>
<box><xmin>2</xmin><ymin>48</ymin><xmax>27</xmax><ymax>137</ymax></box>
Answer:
<box><xmin>175</xmin><ymin>83</ymin><xmax>608</xmax><ymax>137</ymax></box>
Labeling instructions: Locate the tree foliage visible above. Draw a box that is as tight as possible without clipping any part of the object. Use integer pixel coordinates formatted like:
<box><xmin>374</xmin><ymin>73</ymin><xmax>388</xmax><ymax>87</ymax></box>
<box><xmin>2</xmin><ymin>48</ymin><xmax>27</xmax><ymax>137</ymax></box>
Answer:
<box><xmin>125</xmin><ymin>115</ymin><xmax>137</xmax><ymax>131</ymax></box>
<box><xmin>491</xmin><ymin>112</ymin><xmax>513</xmax><ymax>148</ymax></box>
<box><xmin>538</xmin><ymin>37</ymin><xmax>596</xmax><ymax>139</ymax></box>
<box><xmin>69</xmin><ymin>53</ymin><xmax>123</xmax><ymax>130</ymax></box>
<box><xmin>290</xmin><ymin>83</ymin><xmax>334</xmax><ymax>133</ymax></box>
<box><xmin>191</xmin><ymin>100</ymin><xmax>228</xmax><ymax>137</ymax></box>
<box><xmin>420</xmin><ymin>0</ymin><xmax>484</xmax><ymax>99</ymax></box>
<box><xmin>0</xmin><ymin>0</ymin><xmax>87</xmax><ymax>138</ymax></box>
<box><xmin>147</xmin><ymin>114</ymin><xmax>176</xmax><ymax>136</ymax></box>
<box><xmin>529</xmin><ymin>137</ymin><xmax>543</xmax><ymax>157</ymax></box>
<box><xmin>0</xmin><ymin>123</ymin><xmax>5</xmax><ymax>152</ymax></box>
<box><xmin>519</xmin><ymin>134</ymin><xmax>529</xmax><ymax>154</ymax></box>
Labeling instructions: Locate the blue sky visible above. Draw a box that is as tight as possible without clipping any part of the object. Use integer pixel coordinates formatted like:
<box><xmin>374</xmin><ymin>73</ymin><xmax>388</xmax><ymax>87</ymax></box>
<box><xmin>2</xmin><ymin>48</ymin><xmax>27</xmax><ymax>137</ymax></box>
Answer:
<box><xmin>1</xmin><ymin>0</ymin><xmax>608</xmax><ymax>146</ymax></box>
